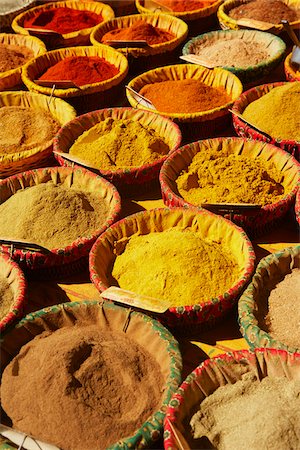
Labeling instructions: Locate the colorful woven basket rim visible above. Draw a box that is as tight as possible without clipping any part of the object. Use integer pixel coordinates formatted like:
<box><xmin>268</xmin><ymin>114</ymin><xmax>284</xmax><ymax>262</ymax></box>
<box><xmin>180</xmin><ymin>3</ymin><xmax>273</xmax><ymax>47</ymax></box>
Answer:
<box><xmin>284</xmin><ymin>51</ymin><xmax>300</xmax><ymax>81</ymax></box>
<box><xmin>0</xmin><ymin>166</ymin><xmax>121</xmax><ymax>256</ymax></box>
<box><xmin>159</xmin><ymin>136</ymin><xmax>300</xmax><ymax>216</ymax></box>
<box><xmin>127</xmin><ymin>64</ymin><xmax>243</xmax><ymax>120</ymax></box>
<box><xmin>53</xmin><ymin>106</ymin><xmax>182</xmax><ymax>177</ymax></box>
<box><xmin>135</xmin><ymin>0</ymin><xmax>224</xmax><ymax>19</ymax></box>
<box><xmin>164</xmin><ymin>347</ymin><xmax>300</xmax><ymax>449</ymax></box>
<box><xmin>232</xmin><ymin>81</ymin><xmax>300</xmax><ymax>147</ymax></box>
<box><xmin>89</xmin><ymin>207</ymin><xmax>256</xmax><ymax>316</ymax></box>
<box><xmin>0</xmin><ymin>251</ymin><xmax>27</xmax><ymax>334</ymax></box>
<box><xmin>296</xmin><ymin>188</ymin><xmax>300</xmax><ymax>224</ymax></box>
<box><xmin>238</xmin><ymin>245</ymin><xmax>300</xmax><ymax>353</ymax></box>
<box><xmin>182</xmin><ymin>29</ymin><xmax>286</xmax><ymax>75</ymax></box>
<box><xmin>12</xmin><ymin>299</ymin><xmax>182</xmax><ymax>449</ymax></box>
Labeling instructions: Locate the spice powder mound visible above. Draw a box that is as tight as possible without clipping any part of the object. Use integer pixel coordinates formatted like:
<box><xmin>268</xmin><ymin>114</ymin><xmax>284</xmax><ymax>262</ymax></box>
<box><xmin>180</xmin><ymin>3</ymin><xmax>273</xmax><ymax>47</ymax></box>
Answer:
<box><xmin>0</xmin><ymin>43</ymin><xmax>34</xmax><ymax>72</ymax></box>
<box><xmin>228</xmin><ymin>0</ymin><xmax>300</xmax><ymax>24</ymax></box>
<box><xmin>190</xmin><ymin>372</ymin><xmax>300</xmax><ymax>449</ymax></box>
<box><xmin>101</xmin><ymin>20</ymin><xmax>175</xmax><ymax>45</ymax></box>
<box><xmin>1</xmin><ymin>325</ymin><xmax>164</xmax><ymax>449</ymax></box>
<box><xmin>0</xmin><ymin>277</ymin><xmax>14</xmax><ymax>321</ymax></box>
<box><xmin>0</xmin><ymin>183</ymin><xmax>110</xmax><ymax>249</ymax></box>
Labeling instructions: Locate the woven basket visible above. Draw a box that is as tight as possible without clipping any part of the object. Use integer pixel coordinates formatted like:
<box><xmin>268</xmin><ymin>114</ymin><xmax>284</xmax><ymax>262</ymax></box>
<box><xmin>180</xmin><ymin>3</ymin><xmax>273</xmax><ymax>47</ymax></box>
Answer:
<box><xmin>296</xmin><ymin>187</ymin><xmax>300</xmax><ymax>225</ymax></box>
<box><xmin>0</xmin><ymin>33</ymin><xmax>46</xmax><ymax>91</ymax></box>
<box><xmin>284</xmin><ymin>51</ymin><xmax>300</xmax><ymax>81</ymax></box>
<box><xmin>126</xmin><ymin>64</ymin><xmax>243</xmax><ymax>141</ymax></box>
<box><xmin>89</xmin><ymin>207</ymin><xmax>255</xmax><ymax>329</ymax></box>
<box><xmin>12</xmin><ymin>0</ymin><xmax>115</xmax><ymax>48</ymax></box>
<box><xmin>160</xmin><ymin>137</ymin><xmax>300</xmax><ymax>237</ymax></box>
<box><xmin>53</xmin><ymin>107</ymin><xmax>182</xmax><ymax>193</ymax></box>
<box><xmin>136</xmin><ymin>0</ymin><xmax>224</xmax><ymax>36</ymax></box>
<box><xmin>164</xmin><ymin>348</ymin><xmax>300</xmax><ymax>450</ymax></box>
<box><xmin>0</xmin><ymin>166</ymin><xmax>121</xmax><ymax>279</ymax></box>
<box><xmin>0</xmin><ymin>252</ymin><xmax>27</xmax><ymax>334</ymax></box>
<box><xmin>232</xmin><ymin>82</ymin><xmax>300</xmax><ymax>161</ymax></box>
<box><xmin>0</xmin><ymin>91</ymin><xmax>76</xmax><ymax>178</ymax></box>
<box><xmin>90</xmin><ymin>13</ymin><xmax>188</xmax><ymax>75</ymax></box>
<box><xmin>182</xmin><ymin>29</ymin><xmax>286</xmax><ymax>83</ymax></box>
<box><xmin>239</xmin><ymin>246</ymin><xmax>300</xmax><ymax>353</ymax></box>
<box><xmin>0</xmin><ymin>300</ymin><xmax>182</xmax><ymax>448</ymax></box>
<box><xmin>218</xmin><ymin>0</ymin><xmax>300</xmax><ymax>33</ymax></box>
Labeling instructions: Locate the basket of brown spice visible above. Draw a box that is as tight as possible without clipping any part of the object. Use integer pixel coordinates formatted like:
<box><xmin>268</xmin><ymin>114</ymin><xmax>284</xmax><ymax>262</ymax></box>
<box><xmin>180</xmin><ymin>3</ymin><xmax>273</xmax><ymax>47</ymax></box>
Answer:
<box><xmin>0</xmin><ymin>166</ymin><xmax>121</xmax><ymax>279</ymax></box>
<box><xmin>0</xmin><ymin>252</ymin><xmax>27</xmax><ymax>334</ymax></box>
<box><xmin>0</xmin><ymin>300</ymin><xmax>182</xmax><ymax>448</ymax></box>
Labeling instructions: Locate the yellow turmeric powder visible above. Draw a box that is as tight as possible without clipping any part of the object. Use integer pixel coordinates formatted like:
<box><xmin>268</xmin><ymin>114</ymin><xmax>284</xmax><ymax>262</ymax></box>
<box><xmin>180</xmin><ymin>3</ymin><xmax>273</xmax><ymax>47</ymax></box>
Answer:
<box><xmin>242</xmin><ymin>82</ymin><xmax>300</xmax><ymax>141</ymax></box>
<box><xmin>69</xmin><ymin>118</ymin><xmax>170</xmax><ymax>170</ymax></box>
<box><xmin>176</xmin><ymin>148</ymin><xmax>285</xmax><ymax>206</ymax></box>
<box><xmin>112</xmin><ymin>228</ymin><xmax>240</xmax><ymax>307</ymax></box>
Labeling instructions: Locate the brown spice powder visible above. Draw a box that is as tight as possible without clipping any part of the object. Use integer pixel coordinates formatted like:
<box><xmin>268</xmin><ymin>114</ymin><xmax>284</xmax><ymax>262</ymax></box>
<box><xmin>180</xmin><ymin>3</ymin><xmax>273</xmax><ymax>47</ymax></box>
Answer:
<box><xmin>0</xmin><ymin>43</ymin><xmax>34</xmax><ymax>72</ymax></box>
<box><xmin>0</xmin><ymin>278</ymin><xmax>14</xmax><ymax>321</ymax></box>
<box><xmin>0</xmin><ymin>183</ymin><xmax>110</xmax><ymax>249</ymax></box>
<box><xmin>265</xmin><ymin>268</ymin><xmax>300</xmax><ymax>349</ymax></box>
<box><xmin>229</xmin><ymin>0</ymin><xmax>299</xmax><ymax>24</ymax></box>
<box><xmin>1</xmin><ymin>325</ymin><xmax>164</xmax><ymax>450</ymax></box>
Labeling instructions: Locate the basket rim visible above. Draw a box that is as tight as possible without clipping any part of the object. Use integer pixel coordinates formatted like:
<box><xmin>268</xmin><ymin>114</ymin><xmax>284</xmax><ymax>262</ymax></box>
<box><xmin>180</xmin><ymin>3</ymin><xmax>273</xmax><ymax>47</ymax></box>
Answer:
<box><xmin>135</xmin><ymin>0</ymin><xmax>224</xmax><ymax>19</ymax></box>
<box><xmin>0</xmin><ymin>251</ymin><xmax>27</xmax><ymax>333</ymax></box>
<box><xmin>89</xmin><ymin>206</ymin><xmax>256</xmax><ymax>316</ymax></box>
<box><xmin>53</xmin><ymin>106</ymin><xmax>182</xmax><ymax>177</ymax></box>
<box><xmin>159</xmin><ymin>136</ymin><xmax>300</xmax><ymax>215</ymax></box>
<box><xmin>284</xmin><ymin>51</ymin><xmax>300</xmax><ymax>81</ymax></box>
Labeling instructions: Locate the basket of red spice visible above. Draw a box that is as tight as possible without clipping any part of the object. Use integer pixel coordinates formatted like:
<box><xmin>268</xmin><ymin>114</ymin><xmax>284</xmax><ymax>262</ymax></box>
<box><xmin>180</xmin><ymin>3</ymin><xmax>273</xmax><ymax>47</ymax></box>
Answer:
<box><xmin>164</xmin><ymin>348</ymin><xmax>300</xmax><ymax>450</ymax></box>
<box><xmin>0</xmin><ymin>166</ymin><xmax>121</xmax><ymax>279</ymax></box>
<box><xmin>89</xmin><ymin>207</ymin><xmax>255</xmax><ymax>329</ymax></box>
<box><xmin>136</xmin><ymin>0</ymin><xmax>224</xmax><ymax>36</ymax></box>
<box><xmin>159</xmin><ymin>137</ymin><xmax>300</xmax><ymax>237</ymax></box>
<box><xmin>53</xmin><ymin>107</ymin><xmax>182</xmax><ymax>194</ymax></box>
<box><xmin>231</xmin><ymin>81</ymin><xmax>300</xmax><ymax>161</ymax></box>
<box><xmin>12</xmin><ymin>0</ymin><xmax>115</xmax><ymax>48</ymax></box>
<box><xmin>0</xmin><ymin>252</ymin><xmax>27</xmax><ymax>334</ymax></box>
<box><xmin>90</xmin><ymin>13</ymin><xmax>188</xmax><ymax>76</ymax></box>
<box><xmin>21</xmin><ymin>45</ymin><xmax>128</xmax><ymax>114</ymax></box>
<box><xmin>284</xmin><ymin>51</ymin><xmax>300</xmax><ymax>81</ymax></box>
<box><xmin>126</xmin><ymin>64</ymin><xmax>243</xmax><ymax>142</ymax></box>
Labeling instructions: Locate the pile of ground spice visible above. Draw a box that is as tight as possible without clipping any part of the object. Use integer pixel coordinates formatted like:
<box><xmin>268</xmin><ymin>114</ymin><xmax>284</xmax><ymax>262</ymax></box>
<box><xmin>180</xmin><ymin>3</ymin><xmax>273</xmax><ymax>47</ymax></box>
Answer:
<box><xmin>39</xmin><ymin>56</ymin><xmax>119</xmax><ymax>87</ymax></box>
<box><xmin>101</xmin><ymin>20</ymin><xmax>175</xmax><ymax>45</ymax></box>
<box><xmin>0</xmin><ymin>106</ymin><xmax>60</xmax><ymax>155</ymax></box>
<box><xmin>155</xmin><ymin>0</ymin><xmax>217</xmax><ymax>12</ymax></box>
<box><xmin>1</xmin><ymin>325</ymin><xmax>164</xmax><ymax>449</ymax></box>
<box><xmin>0</xmin><ymin>43</ymin><xmax>34</xmax><ymax>72</ymax></box>
<box><xmin>189</xmin><ymin>37</ymin><xmax>270</xmax><ymax>68</ymax></box>
<box><xmin>112</xmin><ymin>228</ymin><xmax>241</xmax><ymax>307</ymax></box>
<box><xmin>0</xmin><ymin>183</ymin><xmax>110</xmax><ymax>249</ymax></box>
<box><xmin>190</xmin><ymin>372</ymin><xmax>300</xmax><ymax>449</ymax></box>
<box><xmin>23</xmin><ymin>7</ymin><xmax>103</xmax><ymax>34</ymax></box>
<box><xmin>176</xmin><ymin>148</ymin><xmax>285</xmax><ymax>206</ymax></box>
<box><xmin>139</xmin><ymin>79</ymin><xmax>231</xmax><ymax>114</ymax></box>
<box><xmin>243</xmin><ymin>82</ymin><xmax>300</xmax><ymax>141</ymax></box>
<box><xmin>0</xmin><ymin>277</ymin><xmax>14</xmax><ymax>321</ymax></box>
<box><xmin>229</xmin><ymin>0</ymin><xmax>299</xmax><ymax>24</ymax></box>
<box><xmin>264</xmin><ymin>268</ymin><xmax>300</xmax><ymax>349</ymax></box>
<box><xmin>69</xmin><ymin>117</ymin><xmax>170</xmax><ymax>170</ymax></box>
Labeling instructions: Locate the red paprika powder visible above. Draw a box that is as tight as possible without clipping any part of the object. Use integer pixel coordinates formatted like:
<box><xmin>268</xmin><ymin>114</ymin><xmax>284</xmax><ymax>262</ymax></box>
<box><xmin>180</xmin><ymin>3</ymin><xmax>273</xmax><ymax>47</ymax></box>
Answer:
<box><xmin>101</xmin><ymin>20</ymin><xmax>175</xmax><ymax>45</ymax></box>
<box><xmin>39</xmin><ymin>56</ymin><xmax>119</xmax><ymax>86</ymax></box>
<box><xmin>24</xmin><ymin>7</ymin><xmax>103</xmax><ymax>34</ymax></box>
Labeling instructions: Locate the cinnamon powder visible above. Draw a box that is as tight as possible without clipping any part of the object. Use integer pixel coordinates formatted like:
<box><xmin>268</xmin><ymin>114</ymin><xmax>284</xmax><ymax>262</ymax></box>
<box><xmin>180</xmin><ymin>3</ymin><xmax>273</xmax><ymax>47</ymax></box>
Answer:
<box><xmin>229</xmin><ymin>0</ymin><xmax>299</xmax><ymax>24</ymax></box>
<box><xmin>0</xmin><ymin>278</ymin><xmax>14</xmax><ymax>321</ymax></box>
<box><xmin>0</xmin><ymin>43</ymin><xmax>34</xmax><ymax>72</ymax></box>
<box><xmin>1</xmin><ymin>325</ymin><xmax>164</xmax><ymax>449</ymax></box>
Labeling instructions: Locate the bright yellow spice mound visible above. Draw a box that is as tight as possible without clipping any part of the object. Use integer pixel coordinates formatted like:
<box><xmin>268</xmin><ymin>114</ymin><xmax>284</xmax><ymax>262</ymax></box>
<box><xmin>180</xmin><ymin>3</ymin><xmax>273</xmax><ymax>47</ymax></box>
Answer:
<box><xmin>69</xmin><ymin>118</ymin><xmax>170</xmax><ymax>170</ymax></box>
<box><xmin>176</xmin><ymin>148</ymin><xmax>285</xmax><ymax>206</ymax></box>
<box><xmin>112</xmin><ymin>228</ymin><xmax>241</xmax><ymax>307</ymax></box>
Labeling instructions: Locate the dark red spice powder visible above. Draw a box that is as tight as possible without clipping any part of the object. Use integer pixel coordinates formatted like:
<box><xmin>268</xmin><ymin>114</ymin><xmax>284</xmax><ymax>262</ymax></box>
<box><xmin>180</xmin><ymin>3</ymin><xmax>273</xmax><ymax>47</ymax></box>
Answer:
<box><xmin>39</xmin><ymin>56</ymin><xmax>119</xmax><ymax>86</ymax></box>
<box><xmin>24</xmin><ymin>7</ymin><xmax>103</xmax><ymax>34</ymax></box>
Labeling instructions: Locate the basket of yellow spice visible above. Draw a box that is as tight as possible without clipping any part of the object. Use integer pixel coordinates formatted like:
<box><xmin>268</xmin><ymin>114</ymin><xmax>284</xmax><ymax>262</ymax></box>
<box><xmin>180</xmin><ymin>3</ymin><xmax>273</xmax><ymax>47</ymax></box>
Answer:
<box><xmin>239</xmin><ymin>246</ymin><xmax>300</xmax><ymax>353</ymax></box>
<box><xmin>12</xmin><ymin>0</ymin><xmax>115</xmax><ymax>48</ymax></box>
<box><xmin>0</xmin><ymin>33</ymin><xmax>46</xmax><ymax>91</ymax></box>
<box><xmin>159</xmin><ymin>137</ymin><xmax>300</xmax><ymax>237</ymax></box>
<box><xmin>0</xmin><ymin>300</ymin><xmax>182</xmax><ymax>448</ymax></box>
<box><xmin>164</xmin><ymin>348</ymin><xmax>300</xmax><ymax>450</ymax></box>
<box><xmin>90</xmin><ymin>14</ymin><xmax>188</xmax><ymax>76</ymax></box>
<box><xmin>126</xmin><ymin>64</ymin><xmax>243</xmax><ymax>142</ymax></box>
<box><xmin>232</xmin><ymin>81</ymin><xmax>300</xmax><ymax>161</ymax></box>
<box><xmin>21</xmin><ymin>45</ymin><xmax>128</xmax><ymax>114</ymax></box>
<box><xmin>284</xmin><ymin>51</ymin><xmax>300</xmax><ymax>81</ymax></box>
<box><xmin>0</xmin><ymin>166</ymin><xmax>121</xmax><ymax>279</ymax></box>
<box><xmin>89</xmin><ymin>207</ymin><xmax>256</xmax><ymax>329</ymax></box>
<box><xmin>53</xmin><ymin>107</ymin><xmax>182</xmax><ymax>194</ymax></box>
<box><xmin>0</xmin><ymin>252</ymin><xmax>27</xmax><ymax>334</ymax></box>
<box><xmin>135</xmin><ymin>0</ymin><xmax>224</xmax><ymax>37</ymax></box>
<box><xmin>0</xmin><ymin>90</ymin><xmax>76</xmax><ymax>178</ymax></box>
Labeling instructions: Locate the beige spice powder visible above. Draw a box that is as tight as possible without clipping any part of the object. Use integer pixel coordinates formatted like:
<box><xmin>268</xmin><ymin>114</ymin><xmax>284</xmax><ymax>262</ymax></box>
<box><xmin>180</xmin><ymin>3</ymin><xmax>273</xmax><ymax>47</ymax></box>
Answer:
<box><xmin>0</xmin><ymin>277</ymin><xmax>14</xmax><ymax>321</ymax></box>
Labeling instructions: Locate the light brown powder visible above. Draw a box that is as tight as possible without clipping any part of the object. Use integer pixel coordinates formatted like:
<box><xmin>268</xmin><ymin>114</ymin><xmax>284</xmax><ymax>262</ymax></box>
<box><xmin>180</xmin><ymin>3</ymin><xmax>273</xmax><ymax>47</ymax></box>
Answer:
<box><xmin>1</xmin><ymin>324</ymin><xmax>164</xmax><ymax>450</ymax></box>
<box><xmin>0</xmin><ymin>43</ymin><xmax>34</xmax><ymax>72</ymax></box>
<box><xmin>0</xmin><ymin>277</ymin><xmax>14</xmax><ymax>321</ymax></box>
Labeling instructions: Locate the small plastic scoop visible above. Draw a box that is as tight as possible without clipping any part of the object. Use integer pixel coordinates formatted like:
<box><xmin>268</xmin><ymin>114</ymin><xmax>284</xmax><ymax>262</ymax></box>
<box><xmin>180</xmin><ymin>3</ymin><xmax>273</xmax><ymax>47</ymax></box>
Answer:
<box><xmin>143</xmin><ymin>0</ymin><xmax>172</xmax><ymax>12</ymax></box>
<box><xmin>125</xmin><ymin>85</ymin><xmax>156</xmax><ymax>110</ymax></box>
<box><xmin>34</xmin><ymin>80</ymin><xmax>80</xmax><ymax>89</ymax></box>
<box><xmin>180</xmin><ymin>54</ymin><xmax>218</xmax><ymax>69</ymax></box>
<box><xmin>281</xmin><ymin>20</ymin><xmax>300</xmax><ymax>65</ymax></box>
<box><xmin>0</xmin><ymin>424</ymin><xmax>59</xmax><ymax>450</ymax></box>
<box><xmin>53</xmin><ymin>151</ymin><xmax>99</xmax><ymax>172</ymax></box>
